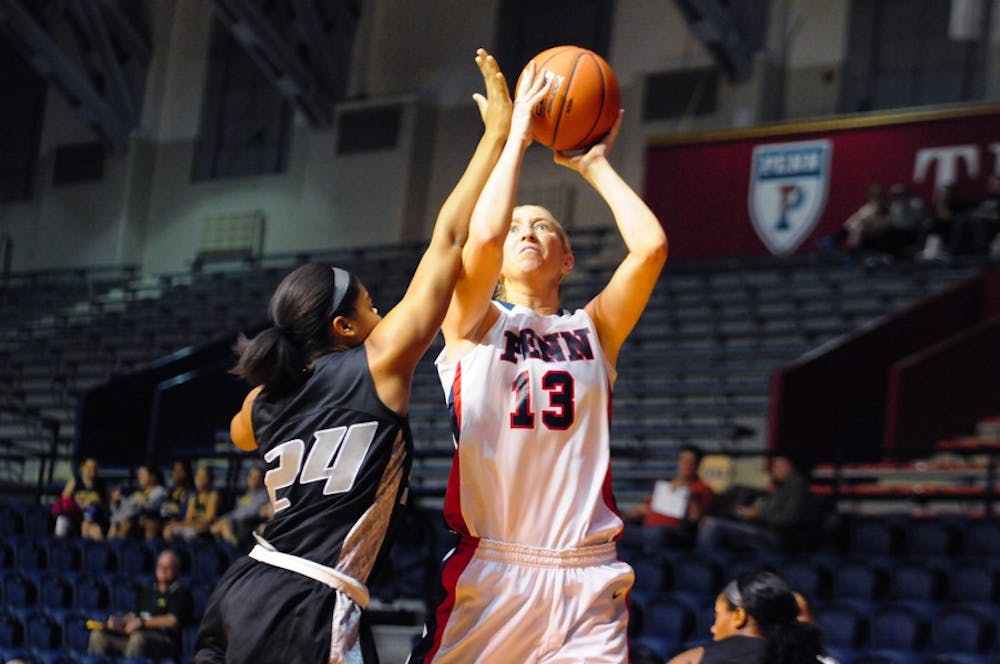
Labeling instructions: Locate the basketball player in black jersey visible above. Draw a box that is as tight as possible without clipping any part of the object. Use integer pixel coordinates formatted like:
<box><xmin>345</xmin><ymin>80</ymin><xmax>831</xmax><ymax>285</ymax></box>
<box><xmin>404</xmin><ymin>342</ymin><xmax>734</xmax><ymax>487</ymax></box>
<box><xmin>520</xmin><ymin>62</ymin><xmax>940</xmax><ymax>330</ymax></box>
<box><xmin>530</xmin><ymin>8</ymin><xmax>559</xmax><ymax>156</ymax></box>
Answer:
<box><xmin>193</xmin><ymin>52</ymin><xmax>550</xmax><ymax>664</ymax></box>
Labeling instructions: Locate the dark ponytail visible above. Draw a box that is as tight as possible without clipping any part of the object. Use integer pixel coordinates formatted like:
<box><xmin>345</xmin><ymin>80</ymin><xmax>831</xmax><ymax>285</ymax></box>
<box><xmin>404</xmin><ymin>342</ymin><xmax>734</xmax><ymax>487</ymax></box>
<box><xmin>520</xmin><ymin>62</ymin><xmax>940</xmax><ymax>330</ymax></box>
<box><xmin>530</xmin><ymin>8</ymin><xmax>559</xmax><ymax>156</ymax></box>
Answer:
<box><xmin>727</xmin><ymin>569</ymin><xmax>824</xmax><ymax>664</ymax></box>
<box><xmin>232</xmin><ymin>262</ymin><xmax>359</xmax><ymax>396</ymax></box>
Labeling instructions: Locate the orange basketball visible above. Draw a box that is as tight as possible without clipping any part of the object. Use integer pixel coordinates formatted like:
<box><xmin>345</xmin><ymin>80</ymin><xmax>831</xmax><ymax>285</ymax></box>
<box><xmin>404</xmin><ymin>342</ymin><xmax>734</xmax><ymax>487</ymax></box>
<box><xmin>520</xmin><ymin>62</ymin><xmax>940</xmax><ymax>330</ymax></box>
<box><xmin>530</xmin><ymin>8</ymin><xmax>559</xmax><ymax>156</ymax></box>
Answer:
<box><xmin>519</xmin><ymin>45</ymin><xmax>620</xmax><ymax>152</ymax></box>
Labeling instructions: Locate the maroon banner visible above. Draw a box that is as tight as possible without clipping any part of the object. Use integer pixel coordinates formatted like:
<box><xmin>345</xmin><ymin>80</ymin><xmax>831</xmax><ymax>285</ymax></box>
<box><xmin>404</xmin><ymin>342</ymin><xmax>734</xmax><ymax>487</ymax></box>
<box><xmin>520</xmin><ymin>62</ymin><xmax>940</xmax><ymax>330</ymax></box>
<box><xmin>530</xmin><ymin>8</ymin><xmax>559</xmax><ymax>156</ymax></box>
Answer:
<box><xmin>644</xmin><ymin>105</ymin><xmax>1000</xmax><ymax>261</ymax></box>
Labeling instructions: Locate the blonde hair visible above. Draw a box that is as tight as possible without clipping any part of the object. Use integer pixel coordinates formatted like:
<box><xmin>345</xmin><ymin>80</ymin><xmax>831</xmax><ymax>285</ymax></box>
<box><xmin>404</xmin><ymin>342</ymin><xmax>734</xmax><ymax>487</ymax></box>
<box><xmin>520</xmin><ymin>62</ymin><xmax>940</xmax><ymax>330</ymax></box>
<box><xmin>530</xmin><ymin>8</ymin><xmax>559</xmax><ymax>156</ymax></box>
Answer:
<box><xmin>494</xmin><ymin>205</ymin><xmax>574</xmax><ymax>301</ymax></box>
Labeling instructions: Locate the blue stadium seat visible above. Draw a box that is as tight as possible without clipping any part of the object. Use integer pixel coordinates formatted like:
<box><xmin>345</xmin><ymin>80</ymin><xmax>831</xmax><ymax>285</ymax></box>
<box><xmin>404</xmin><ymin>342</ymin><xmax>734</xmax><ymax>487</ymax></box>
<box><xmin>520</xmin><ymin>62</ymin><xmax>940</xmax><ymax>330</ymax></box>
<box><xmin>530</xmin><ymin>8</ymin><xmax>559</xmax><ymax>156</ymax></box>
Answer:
<box><xmin>114</xmin><ymin>538</ymin><xmax>153</xmax><ymax>576</ymax></box>
<box><xmin>13</xmin><ymin>538</ymin><xmax>48</xmax><ymax>572</ymax></box>
<box><xmin>188</xmin><ymin>540</ymin><xmax>230</xmax><ymax>584</ymax></box>
<box><xmin>80</xmin><ymin>541</ymin><xmax>117</xmax><ymax>575</ymax></box>
<box><xmin>629</xmin><ymin>558</ymin><xmax>671</xmax><ymax>605</ymax></box>
<box><xmin>639</xmin><ymin>595</ymin><xmax>696</xmax><ymax>644</ymax></box>
<box><xmin>45</xmin><ymin>538</ymin><xmax>83</xmax><ymax>573</ymax></box>
<box><xmin>869</xmin><ymin>602</ymin><xmax>927</xmax><ymax>652</ymax></box>
<box><xmin>962</xmin><ymin>521</ymin><xmax>1000</xmax><ymax>558</ymax></box>
<box><xmin>22</xmin><ymin>607</ymin><xmax>63</xmax><ymax>651</ymax></box>
<box><xmin>11</xmin><ymin>501</ymin><xmax>52</xmax><ymax>539</ymax></box>
<box><xmin>831</xmin><ymin>561</ymin><xmax>887</xmax><ymax>604</ymax></box>
<box><xmin>0</xmin><ymin>605</ymin><xmax>24</xmax><ymax>647</ymax></box>
<box><xmin>900</xmin><ymin>519</ymin><xmax>958</xmax><ymax>557</ymax></box>
<box><xmin>0</xmin><ymin>504</ymin><xmax>23</xmax><ymax>537</ymax></box>
<box><xmin>191</xmin><ymin>582</ymin><xmax>214</xmax><ymax>622</ymax></box>
<box><xmin>813</xmin><ymin>601</ymin><xmax>868</xmax><ymax>650</ymax></box>
<box><xmin>848</xmin><ymin>517</ymin><xmax>902</xmax><ymax>557</ymax></box>
<box><xmin>3</xmin><ymin>570</ymin><xmax>39</xmax><ymax>607</ymax></box>
<box><xmin>32</xmin><ymin>650</ymin><xmax>77</xmax><ymax>664</ymax></box>
<box><xmin>61</xmin><ymin>608</ymin><xmax>98</xmax><ymax>653</ymax></box>
<box><xmin>851</xmin><ymin>651</ymin><xmax>922</xmax><ymax>664</ymax></box>
<box><xmin>947</xmin><ymin>561</ymin><xmax>998</xmax><ymax>605</ymax></box>
<box><xmin>36</xmin><ymin>572</ymin><xmax>74</xmax><ymax>609</ymax></box>
<box><xmin>887</xmin><ymin>561</ymin><xmax>945</xmax><ymax>602</ymax></box>
<box><xmin>781</xmin><ymin>559</ymin><xmax>831</xmax><ymax>599</ymax></box>
<box><xmin>73</xmin><ymin>572</ymin><xmax>110</xmax><ymax>612</ymax></box>
<box><xmin>924</xmin><ymin>655</ymin><xmax>998</xmax><ymax>664</ymax></box>
<box><xmin>929</xmin><ymin>606</ymin><xmax>995</xmax><ymax>654</ymax></box>
<box><xmin>109</xmin><ymin>574</ymin><xmax>142</xmax><ymax>613</ymax></box>
<box><xmin>671</xmin><ymin>555</ymin><xmax>722</xmax><ymax>597</ymax></box>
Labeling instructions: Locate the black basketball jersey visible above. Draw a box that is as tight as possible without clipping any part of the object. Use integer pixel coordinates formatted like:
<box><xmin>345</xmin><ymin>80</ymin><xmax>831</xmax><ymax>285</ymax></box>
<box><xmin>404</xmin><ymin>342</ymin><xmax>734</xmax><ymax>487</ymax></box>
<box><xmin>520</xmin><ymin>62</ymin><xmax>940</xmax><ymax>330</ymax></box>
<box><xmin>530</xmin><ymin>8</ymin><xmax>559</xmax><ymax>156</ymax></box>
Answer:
<box><xmin>251</xmin><ymin>345</ymin><xmax>412</xmax><ymax>585</ymax></box>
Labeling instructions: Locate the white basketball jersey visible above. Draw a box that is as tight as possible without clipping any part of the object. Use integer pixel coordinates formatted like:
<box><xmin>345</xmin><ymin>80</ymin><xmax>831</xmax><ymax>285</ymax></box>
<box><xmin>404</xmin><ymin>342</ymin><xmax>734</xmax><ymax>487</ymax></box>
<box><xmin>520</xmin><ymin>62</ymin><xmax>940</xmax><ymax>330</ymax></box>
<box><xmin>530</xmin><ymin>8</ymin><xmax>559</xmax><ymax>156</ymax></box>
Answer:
<box><xmin>436</xmin><ymin>302</ymin><xmax>623</xmax><ymax>549</ymax></box>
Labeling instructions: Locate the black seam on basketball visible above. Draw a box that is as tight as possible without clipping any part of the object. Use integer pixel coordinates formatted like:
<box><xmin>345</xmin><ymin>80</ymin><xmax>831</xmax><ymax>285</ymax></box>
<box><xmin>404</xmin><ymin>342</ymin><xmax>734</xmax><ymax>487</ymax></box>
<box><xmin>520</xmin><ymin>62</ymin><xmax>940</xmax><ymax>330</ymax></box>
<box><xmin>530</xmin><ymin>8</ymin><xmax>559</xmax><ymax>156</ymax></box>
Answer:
<box><xmin>553</xmin><ymin>53</ymin><xmax>585</xmax><ymax>150</ymax></box>
<box><xmin>575</xmin><ymin>52</ymin><xmax>607</xmax><ymax>151</ymax></box>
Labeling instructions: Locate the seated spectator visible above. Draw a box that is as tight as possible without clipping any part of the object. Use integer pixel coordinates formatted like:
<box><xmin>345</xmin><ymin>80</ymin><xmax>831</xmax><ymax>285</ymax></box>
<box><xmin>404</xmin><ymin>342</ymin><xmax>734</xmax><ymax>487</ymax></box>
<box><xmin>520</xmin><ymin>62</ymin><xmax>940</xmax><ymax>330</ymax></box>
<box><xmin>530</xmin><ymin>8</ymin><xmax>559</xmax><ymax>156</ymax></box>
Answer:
<box><xmin>971</xmin><ymin>174</ymin><xmax>1000</xmax><ymax>257</ymax></box>
<box><xmin>107</xmin><ymin>465</ymin><xmax>167</xmax><ymax>540</ymax></box>
<box><xmin>666</xmin><ymin>569</ymin><xmax>832</xmax><ymax>664</ymax></box>
<box><xmin>52</xmin><ymin>457</ymin><xmax>107</xmax><ymax>539</ymax></box>
<box><xmin>820</xmin><ymin>183</ymin><xmax>887</xmax><ymax>259</ymax></box>
<box><xmin>209</xmin><ymin>464</ymin><xmax>268</xmax><ymax>547</ymax></box>
<box><xmin>88</xmin><ymin>549</ymin><xmax>194</xmax><ymax>659</ymax></box>
<box><xmin>884</xmin><ymin>183</ymin><xmax>925</xmax><ymax>258</ymax></box>
<box><xmin>164</xmin><ymin>464</ymin><xmax>220</xmax><ymax>541</ymax></box>
<box><xmin>923</xmin><ymin>181</ymin><xmax>978</xmax><ymax>258</ymax></box>
<box><xmin>696</xmin><ymin>453</ymin><xmax>810</xmax><ymax>552</ymax></box>
<box><xmin>142</xmin><ymin>460</ymin><xmax>194</xmax><ymax>540</ymax></box>
<box><xmin>627</xmin><ymin>444</ymin><xmax>714</xmax><ymax>548</ymax></box>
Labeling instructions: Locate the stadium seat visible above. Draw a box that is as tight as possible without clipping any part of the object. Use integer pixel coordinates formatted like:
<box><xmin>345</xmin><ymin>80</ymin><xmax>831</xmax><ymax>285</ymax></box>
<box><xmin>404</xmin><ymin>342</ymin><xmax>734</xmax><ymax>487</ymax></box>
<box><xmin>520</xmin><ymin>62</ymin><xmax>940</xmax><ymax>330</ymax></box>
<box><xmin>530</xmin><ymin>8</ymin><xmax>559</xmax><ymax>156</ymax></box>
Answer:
<box><xmin>813</xmin><ymin>601</ymin><xmax>868</xmax><ymax>650</ymax></box>
<box><xmin>13</xmin><ymin>538</ymin><xmax>48</xmax><ymax>571</ymax></box>
<box><xmin>962</xmin><ymin>521</ymin><xmax>1000</xmax><ymax>559</ymax></box>
<box><xmin>191</xmin><ymin>582</ymin><xmax>214</xmax><ymax>622</ymax></box>
<box><xmin>45</xmin><ymin>538</ymin><xmax>83</xmax><ymax>572</ymax></box>
<box><xmin>0</xmin><ymin>606</ymin><xmax>24</xmax><ymax>647</ymax></box>
<box><xmin>900</xmin><ymin>518</ymin><xmax>958</xmax><ymax>557</ymax></box>
<box><xmin>781</xmin><ymin>559</ymin><xmax>831</xmax><ymax>599</ymax></box>
<box><xmin>924</xmin><ymin>655</ymin><xmax>998</xmax><ymax>664</ymax></box>
<box><xmin>848</xmin><ymin>517</ymin><xmax>902</xmax><ymax>556</ymax></box>
<box><xmin>639</xmin><ymin>595</ymin><xmax>696</xmax><ymax>644</ymax></box>
<box><xmin>947</xmin><ymin>561</ymin><xmax>998</xmax><ymax>605</ymax></box>
<box><xmin>887</xmin><ymin>561</ymin><xmax>945</xmax><ymax>602</ymax></box>
<box><xmin>189</xmin><ymin>540</ymin><xmax>230</xmax><ymax>583</ymax></box>
<box><xmin>36</xmin><ymin>571</ymin><xmax>74</xmax><ymax>609</ymax></box>
<box><xmin>114</xmin><ymin>538</ymin><xmax>154</xmax><ymax>576</ymax></box>
<box><xmin>73</xmin><ymin>572</ymin><xmax>110</xmax><ymax>612</ymax></box>
<box><xmin>3</xmin><ymin>570</ymin><xmax>39</xmax><ymax>607</ymax></box>
<box><xmin>671</xmin><ymin>555</ymin><xmax>722</xmax><ymax>598</ymax></box>
<box><xmin>929</xmin><ymin>606</ymin><xmax>995</xmax><ymax>654</ymax></box>
<box><xmin>869</xmin><ymin>602</ymin><xmax>927</xmax><ymax>652</ymax></box>
<box><xmin>0</xmin><ymin>539</ymin><xmax>13</xmax><ymax>569</ymax></box>
<box><xmin>80</xmin><ymin>541</ymin><xmax>117</xmax><ymax>574</ymax></box>
<box><xmin>831</xmin><ymin>561</ymin><xmax>887</xmax><ymax>604</ymax></box>
<box><xmin>22</xmin><ymin>607</ymin><xmax>63</xmax><ymax>651</ymax></box>
<box><xmin>61</xmin><ymin>608</ymin><xmax>97</xmax><ymax>653</ymax></box>
<box><xmin>629</xmin><ymin>558</ymin><xmax>671</xmax><ymax>605</ymax></box>
<box><xmin>851</xmin><ymin>651</ymin><xmax>922</xmax><ymax>664</ymax></box>
<box><xmin>109</xmin><ymin>574</ymin><xmax>142</xmax><ymax>613</ymax></box>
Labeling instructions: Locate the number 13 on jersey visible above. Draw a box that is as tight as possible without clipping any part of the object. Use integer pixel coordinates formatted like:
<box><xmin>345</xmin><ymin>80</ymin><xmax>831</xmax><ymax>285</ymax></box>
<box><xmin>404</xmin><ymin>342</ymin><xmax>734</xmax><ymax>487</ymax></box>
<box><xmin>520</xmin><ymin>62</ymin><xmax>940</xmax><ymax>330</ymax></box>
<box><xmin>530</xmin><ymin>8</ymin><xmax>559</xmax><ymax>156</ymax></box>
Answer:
<box><xmin>510</xmin><ymin>370</ymin><xmax>575</xmax><ymax>430</ymax></box>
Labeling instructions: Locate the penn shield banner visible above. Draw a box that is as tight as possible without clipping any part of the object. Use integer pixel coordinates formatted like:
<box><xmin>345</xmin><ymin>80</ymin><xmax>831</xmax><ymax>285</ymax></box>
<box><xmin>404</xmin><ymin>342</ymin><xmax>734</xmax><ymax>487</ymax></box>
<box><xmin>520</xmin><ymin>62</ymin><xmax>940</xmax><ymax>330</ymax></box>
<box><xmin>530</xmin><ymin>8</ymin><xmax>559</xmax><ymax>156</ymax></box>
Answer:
<box><xmin>748</xmin><ymin>139</ymin><xmax>832</xmax><ymax>256</ymax></box>
<box><xmin>644</xmin><ymin>104</ymin><xmax>1000</xmax><ymax>261</ymax></box>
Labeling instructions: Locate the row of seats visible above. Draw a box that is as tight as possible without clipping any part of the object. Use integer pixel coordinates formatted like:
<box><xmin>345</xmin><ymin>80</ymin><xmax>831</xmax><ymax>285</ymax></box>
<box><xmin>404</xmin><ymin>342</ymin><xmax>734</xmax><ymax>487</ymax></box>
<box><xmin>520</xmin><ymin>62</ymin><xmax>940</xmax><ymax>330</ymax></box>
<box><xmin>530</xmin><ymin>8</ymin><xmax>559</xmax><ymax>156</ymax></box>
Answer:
<box><xmin>632</xmin><ymin>590</ymin><xmax>1000</xmax><ymax>663</ymax></box>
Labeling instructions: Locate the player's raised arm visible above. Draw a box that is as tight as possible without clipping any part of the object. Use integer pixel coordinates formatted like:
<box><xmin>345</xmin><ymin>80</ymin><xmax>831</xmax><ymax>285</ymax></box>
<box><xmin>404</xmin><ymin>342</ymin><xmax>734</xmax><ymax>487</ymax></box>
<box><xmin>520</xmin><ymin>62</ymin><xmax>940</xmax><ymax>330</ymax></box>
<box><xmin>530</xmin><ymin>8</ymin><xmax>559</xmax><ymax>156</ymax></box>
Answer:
<box><xmin>559</xmin><ymin>112</ymin><xmax>668</xmax><ymax>367</ymax></box>
<box><xmin>364</xmin><ymin>50</ymin><xmax>511</xmax><ymax>384</ymax></box>
<box><xmin>441</xmin><ymin>63</ymin><xmax>550</xmax><ymax>347</ymax></box>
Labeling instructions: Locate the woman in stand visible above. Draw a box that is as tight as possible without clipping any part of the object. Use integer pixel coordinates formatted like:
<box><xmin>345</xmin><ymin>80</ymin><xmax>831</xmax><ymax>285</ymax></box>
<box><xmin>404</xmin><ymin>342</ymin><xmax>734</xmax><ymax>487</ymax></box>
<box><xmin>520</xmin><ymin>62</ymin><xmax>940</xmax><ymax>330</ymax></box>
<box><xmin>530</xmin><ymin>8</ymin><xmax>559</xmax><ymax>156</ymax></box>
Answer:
<box><xmin>194</xmin><ymin>50</ymin><xmax>548</xmax><ymax>664</ymax></box>
<box><xmin>411</xmin><ymin>90</ymin><xmax>667</xmax><ymax>662</ymax></box>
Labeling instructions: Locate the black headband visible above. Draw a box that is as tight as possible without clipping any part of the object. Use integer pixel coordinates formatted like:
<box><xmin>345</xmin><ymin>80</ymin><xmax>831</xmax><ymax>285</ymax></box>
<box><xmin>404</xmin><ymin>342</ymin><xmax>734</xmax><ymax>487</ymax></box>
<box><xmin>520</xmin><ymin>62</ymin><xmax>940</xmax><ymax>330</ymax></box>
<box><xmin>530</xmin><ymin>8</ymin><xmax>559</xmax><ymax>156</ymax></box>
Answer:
<box><xmin>330</xmin><ymin>266</ymin><xmax>351</xmax><ymax>316</ymax></box>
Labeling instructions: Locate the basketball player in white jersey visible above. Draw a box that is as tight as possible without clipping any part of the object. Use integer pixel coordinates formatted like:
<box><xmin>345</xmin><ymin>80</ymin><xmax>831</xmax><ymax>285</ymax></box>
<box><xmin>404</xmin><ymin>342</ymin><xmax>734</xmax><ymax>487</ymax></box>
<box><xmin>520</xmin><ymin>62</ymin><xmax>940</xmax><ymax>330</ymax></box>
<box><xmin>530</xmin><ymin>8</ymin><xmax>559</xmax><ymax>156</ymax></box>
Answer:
<box><xmin>411</xmin><ymin>75</ymin><xmax>668</xmax><ymax>662</ymax></box>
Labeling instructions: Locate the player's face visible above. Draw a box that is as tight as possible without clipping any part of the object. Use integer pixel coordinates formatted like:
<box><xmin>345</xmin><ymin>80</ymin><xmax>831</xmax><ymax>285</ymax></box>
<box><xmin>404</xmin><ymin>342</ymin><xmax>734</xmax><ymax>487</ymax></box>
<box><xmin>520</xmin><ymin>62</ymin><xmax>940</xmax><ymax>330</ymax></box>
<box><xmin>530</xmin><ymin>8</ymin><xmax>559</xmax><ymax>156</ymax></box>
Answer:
<box><xmin>350</xmin><ymin>286</ymin><xmax>381</xmax><ymax>343</ymax></box>
<box><xmin>710</xmin><ymin>594</ymin><xmax>742</xmax><ymax>641</ymax></box>
<box><xmin>677</xmin><ymin>450</ymin><xmax>698</xmax><ymax>481</ymax></box>
<box><xmin>503</xmin><ymin>206</ymin><xmax>573</xmax><ymax>285</ymax></box>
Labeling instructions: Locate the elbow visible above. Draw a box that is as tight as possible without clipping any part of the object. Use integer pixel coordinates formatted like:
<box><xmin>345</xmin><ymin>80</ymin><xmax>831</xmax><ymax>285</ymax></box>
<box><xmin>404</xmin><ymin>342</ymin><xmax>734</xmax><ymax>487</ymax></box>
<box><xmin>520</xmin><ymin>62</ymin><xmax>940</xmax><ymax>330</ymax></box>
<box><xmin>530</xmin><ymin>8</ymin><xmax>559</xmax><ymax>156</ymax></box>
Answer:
<box><xmin>644</xmin><ymin>234</ymin><xmax>669</xmax><ymax>267</ymax></box>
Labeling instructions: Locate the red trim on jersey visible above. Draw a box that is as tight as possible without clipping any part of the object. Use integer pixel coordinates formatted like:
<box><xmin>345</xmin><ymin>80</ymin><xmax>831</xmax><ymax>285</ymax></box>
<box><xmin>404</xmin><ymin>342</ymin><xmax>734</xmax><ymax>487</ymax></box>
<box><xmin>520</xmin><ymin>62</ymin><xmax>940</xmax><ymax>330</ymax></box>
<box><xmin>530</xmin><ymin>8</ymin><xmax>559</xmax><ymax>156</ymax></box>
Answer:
<box><xmin>602</xmin><ymin>386</ymin><xmax>624</xmax><ymax>540</ymax></box>
<box><xmin>444</xmin><ymin>363</ymin><xmax>471</xmax><ymax>537</ymax></box>
<box><xmin>422</xmin><ymin>536</ymin><xmax>479</xmax><ymax>662</ymax></box>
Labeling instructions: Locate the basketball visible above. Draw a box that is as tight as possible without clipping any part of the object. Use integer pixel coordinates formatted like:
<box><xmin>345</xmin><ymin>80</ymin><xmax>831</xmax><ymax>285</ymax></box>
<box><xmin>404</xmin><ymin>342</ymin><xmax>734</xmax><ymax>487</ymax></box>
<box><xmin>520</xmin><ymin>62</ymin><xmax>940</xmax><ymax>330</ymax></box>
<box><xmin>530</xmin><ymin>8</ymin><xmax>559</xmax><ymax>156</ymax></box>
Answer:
<box><xmin>519</xmin><ymin>45</ymin><xmax>621</xmax><ymax>152</ymax></box>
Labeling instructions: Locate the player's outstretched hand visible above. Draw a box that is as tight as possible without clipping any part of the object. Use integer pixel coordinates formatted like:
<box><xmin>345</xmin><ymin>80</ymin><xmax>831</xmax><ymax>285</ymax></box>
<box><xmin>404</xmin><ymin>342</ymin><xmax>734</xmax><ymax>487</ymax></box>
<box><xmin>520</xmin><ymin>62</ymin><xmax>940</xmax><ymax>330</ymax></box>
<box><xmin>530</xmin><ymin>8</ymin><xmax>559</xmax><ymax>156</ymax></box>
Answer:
<box><xmin>473</xmin><ymin>48</ymin><xmax>512</xmax><ymax>141</ymax></box>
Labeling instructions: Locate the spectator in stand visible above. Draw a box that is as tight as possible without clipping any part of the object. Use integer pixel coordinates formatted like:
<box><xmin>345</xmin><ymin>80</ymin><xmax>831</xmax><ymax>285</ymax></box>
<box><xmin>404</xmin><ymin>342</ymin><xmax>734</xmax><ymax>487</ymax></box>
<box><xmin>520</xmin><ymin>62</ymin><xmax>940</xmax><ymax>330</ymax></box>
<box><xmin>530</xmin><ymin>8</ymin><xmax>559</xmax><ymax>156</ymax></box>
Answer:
<box><xmin>209</xmin><ymin>464</ymin><xmax>268</xmax><ymax>547</ymax></box>
<box><xmin>820</xmin><ymin>183</ymin><xmax>895</xmax><ymax>263</ymax></box>
<box><xmin>696</xmin><ymin>453</ymin><xmax>810</xmax><ymax>552</ymax></box>
<box><xmin>164</xmin><ymin>464</ymin><xmax>220</xmax><ymax>541</ymax></box>
<box><xmin>971</xmin><ymin>174</ymin><xmax>1000</xmax><ymax>257</ymax></box>
<box><xmin>666</xmin><ymin>569</ymin><xmax>831</xmax><ymax>664</ymax></box>
<box><xmin>922</xmin><ymin>181</ymin><xmax>978</xmax><ymax>259</ymax></box>
<box><xmin>88</xmin><ymin>549</ymin><xmax>194</xmax><ymax>659</ymax></box>
<box><xmin>144</xmin><ymin>459</ymin><xmax>194</xmax><ymax>540</ymax></box>
<box><xmin>107</xmin><ymin>465</ymin><xmax>167</xmax><ymax>540</ymax></box>
<box><xmin>627</xmin><ymin>444</ymin><xmax>714</xmax><ymax>548</ymax></box>
<box><xmin>884</xmin><ymin>183</ymin><xmax>925</xmax><ymax>259</ymax></box>
<box><xmin>53</xmin><ymin>457</ymin><xmax>107</xmax><ymax>539</ymax></box>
